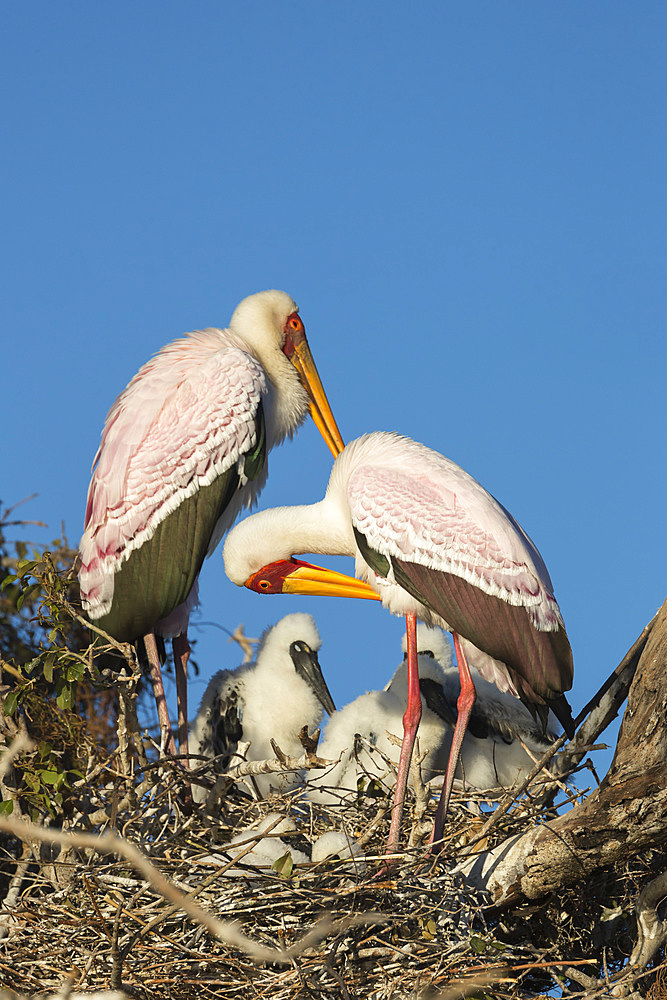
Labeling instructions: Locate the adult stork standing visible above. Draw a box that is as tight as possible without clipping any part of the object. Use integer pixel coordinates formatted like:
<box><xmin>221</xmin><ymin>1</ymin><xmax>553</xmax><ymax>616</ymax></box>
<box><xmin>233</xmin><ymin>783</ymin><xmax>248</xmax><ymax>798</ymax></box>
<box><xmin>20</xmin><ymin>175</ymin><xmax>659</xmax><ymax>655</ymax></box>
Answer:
<box><xmin>189</xmin><ymin>612</ymin><xmax>335</xmax><ymax>800</ymax></box>
<box><xmin>79</xmin><ymin>290</ymin><xmax>344</xmax><ymax>761</ymax></box>
<box><xmin>223</xmin><ymin>431</ymin><xmax>574</xmax><ymax>852</ymax></box>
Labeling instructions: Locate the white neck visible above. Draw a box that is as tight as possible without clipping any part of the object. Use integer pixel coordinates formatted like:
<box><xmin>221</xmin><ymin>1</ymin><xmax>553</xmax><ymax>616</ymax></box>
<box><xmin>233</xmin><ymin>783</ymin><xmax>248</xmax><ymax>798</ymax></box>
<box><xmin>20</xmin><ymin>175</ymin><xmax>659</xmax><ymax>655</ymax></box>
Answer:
<box><xmin>223</xmin><ymin>497</ymin><xmax>355</xmax><ymax>584</ymax></box>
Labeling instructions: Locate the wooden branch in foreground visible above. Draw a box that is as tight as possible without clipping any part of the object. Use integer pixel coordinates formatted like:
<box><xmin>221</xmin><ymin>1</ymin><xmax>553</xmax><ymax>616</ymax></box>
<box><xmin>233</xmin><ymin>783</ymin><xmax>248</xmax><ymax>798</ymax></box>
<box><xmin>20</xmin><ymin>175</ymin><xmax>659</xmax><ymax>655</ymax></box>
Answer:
<box><xmin>225</xmin><ymin>746</ymin><xmax>333</xmax><ymax>779</ymax></box>
<box><xmin>0</xmin><ymin>811</ymin><xmax>383</xmax><ymax>964</ymax></box>
<box><xmin>457</xmin><ymin>597</ymin><xmax>667</xmax><ymax>911</ymax></box>
<box><xmin>629</xmin><ymin>867</ymin><xmax>667</xmax><ymax>968</ymax></box>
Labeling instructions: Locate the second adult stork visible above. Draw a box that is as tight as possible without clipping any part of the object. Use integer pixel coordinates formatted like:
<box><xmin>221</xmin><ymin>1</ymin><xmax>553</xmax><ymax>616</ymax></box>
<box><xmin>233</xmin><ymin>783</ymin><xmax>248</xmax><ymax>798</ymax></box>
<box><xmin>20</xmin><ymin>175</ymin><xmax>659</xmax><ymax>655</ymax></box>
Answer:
<box><xmin>224</xmin><ymin>431</ymin><xmax>574</xmax><ymax>852</ymax></box>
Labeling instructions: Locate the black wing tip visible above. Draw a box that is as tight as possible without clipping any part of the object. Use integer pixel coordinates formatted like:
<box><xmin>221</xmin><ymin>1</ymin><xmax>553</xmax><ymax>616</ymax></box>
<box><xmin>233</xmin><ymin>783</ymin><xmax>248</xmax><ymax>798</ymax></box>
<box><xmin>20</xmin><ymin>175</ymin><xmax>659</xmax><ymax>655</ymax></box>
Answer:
<box><xmin>549</xmin><ymin>694</ymin><xmax>575</xmax><ymax>739</ymax></box>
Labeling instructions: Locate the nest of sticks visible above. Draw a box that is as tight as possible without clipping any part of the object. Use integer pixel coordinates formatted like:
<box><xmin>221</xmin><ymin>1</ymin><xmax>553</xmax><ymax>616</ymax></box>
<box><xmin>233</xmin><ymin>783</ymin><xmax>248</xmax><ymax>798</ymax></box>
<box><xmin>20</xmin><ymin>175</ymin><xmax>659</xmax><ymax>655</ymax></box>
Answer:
<box><xmin>0</xmin><ymin>681</ymin><xmax>666</xmax><ymax>1000</ymax></box>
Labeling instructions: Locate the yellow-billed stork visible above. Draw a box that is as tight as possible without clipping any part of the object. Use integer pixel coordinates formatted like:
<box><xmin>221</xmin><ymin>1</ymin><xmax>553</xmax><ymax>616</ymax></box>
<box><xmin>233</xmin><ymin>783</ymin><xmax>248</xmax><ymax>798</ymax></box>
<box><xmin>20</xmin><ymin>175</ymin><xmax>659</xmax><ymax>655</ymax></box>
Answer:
<box><xmin>79</xmin><ymin>290</ymin><xmax>344</xmax><ymax>761</ymax></box>
<box><xmin>223</xmin><ymin>431</ymin><xmax>574</xmax><ymax>852</ymax></box>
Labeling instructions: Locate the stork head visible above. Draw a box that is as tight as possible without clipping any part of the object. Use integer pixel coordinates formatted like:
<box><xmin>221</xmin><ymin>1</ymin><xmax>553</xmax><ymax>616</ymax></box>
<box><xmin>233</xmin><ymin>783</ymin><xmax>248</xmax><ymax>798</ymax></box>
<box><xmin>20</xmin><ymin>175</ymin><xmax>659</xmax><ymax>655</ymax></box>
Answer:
<box><xmin>229</xmin><ymin>290</ymin><xmax>344</xmax><ymax>457</ymax></box>
<box><xmin>244</xmin><ymin>557</ymin><xmax>382</xmax><ymax>602</ymax></box>
<box><xmin>255</xmin><ymin>612</ymin><xmax>336</xmax><ymax>716</ymax></box>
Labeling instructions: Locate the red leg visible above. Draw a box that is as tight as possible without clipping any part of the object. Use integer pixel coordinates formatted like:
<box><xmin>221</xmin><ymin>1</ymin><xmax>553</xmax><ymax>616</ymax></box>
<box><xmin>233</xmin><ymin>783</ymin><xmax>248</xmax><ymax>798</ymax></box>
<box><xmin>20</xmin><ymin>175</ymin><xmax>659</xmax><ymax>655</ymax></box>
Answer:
<box><xmin>173</xmin><ymin>632</ymin><xmax>191</xmax><ymax>767</ymax></box>
<box><xmin>144</xmin><ymin>631</ymin><xmax>176</xmax><ymax>757</ymax></box>
<box><xmin>430</xmin><ymin>632</ymin><xmax>476</xmax><ymax>851</ymax></box>
<box><xmin>386</xmin><ymin>613</ymin><xmax>422</xmax><ymax>856</ymax></box>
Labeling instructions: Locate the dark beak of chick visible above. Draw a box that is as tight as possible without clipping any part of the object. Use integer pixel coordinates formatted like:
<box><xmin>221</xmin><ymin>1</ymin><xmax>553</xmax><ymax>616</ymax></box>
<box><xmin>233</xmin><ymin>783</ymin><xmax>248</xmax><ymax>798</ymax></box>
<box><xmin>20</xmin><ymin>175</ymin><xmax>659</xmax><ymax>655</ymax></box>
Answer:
<box><xmin>289</xmin><ymin>641</ymin><xmax>336</xmax><ymax>716</ymax></box>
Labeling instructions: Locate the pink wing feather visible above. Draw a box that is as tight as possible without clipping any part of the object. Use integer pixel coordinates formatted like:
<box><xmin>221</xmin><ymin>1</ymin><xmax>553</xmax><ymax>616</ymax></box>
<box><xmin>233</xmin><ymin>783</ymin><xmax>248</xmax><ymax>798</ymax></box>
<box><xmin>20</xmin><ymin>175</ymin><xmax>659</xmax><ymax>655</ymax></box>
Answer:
<box><xmin>342</xmin><ymin>433</ymin><xmax>572</xmax><ymax>710</ymax></box>
<box><xmin>346</xmin><ymin>440</ymin><xmax>561</xmax><ymax>632</ymax></box>
<box><xmin>79</xmin><ymin>329</ymin><xmax>266</xmax><ymax>618</ymax></box>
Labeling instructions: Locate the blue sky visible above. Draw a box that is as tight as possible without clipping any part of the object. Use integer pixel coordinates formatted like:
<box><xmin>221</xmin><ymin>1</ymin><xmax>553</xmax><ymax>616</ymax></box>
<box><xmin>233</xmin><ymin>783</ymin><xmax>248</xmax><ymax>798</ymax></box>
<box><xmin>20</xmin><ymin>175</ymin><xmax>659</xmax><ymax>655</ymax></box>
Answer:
<box><xmin>2</xmin><ymin>3</ymin><xmax>665</xmax><ymax>776</ymax></box>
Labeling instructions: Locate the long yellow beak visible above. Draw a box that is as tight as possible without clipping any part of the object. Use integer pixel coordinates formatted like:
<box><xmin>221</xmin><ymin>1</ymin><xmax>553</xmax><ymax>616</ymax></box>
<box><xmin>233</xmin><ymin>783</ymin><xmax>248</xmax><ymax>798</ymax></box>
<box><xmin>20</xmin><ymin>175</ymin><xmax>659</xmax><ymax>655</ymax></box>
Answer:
<box><xmin>246</xmin><ymin>558</ymin><xmax>382</xmax><ymax>602</ymax></box>
<box><xmin>290</xmin><ymin>338</ymin><xmax>345</xmax><ymax>458</ymax></box>
<box><xmin>282</xmin><ymin>562</ymin><xmax>382</xmax><ymax>601</ymax></box>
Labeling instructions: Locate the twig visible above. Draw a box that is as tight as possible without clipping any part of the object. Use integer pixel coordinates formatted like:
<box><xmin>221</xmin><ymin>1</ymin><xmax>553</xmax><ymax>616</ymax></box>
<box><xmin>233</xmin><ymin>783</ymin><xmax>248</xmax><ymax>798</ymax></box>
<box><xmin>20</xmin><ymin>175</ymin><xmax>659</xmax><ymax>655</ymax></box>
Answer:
<box><xmin>0</xmin><ymin>842</ymin><xmax>32</xmax><ymax>941</ymax></box>
<box><xmin>457</xmin><ymin>730</ymin><xmax>570</xmax><ymax>856</ymax></box>
<box><xmin>433</xmin><ymin>968</ymin><xmax>512</xmax><ymax>999</ymax></box>
<box><xmin>551</xmin><ymin>614</ymin><xmax>658</xmax><ymax>782</ymax></box>
<box><xmin>224</xmin><ymin>746</ymin><xmax>335</xmax><ymax>780</ymax></box>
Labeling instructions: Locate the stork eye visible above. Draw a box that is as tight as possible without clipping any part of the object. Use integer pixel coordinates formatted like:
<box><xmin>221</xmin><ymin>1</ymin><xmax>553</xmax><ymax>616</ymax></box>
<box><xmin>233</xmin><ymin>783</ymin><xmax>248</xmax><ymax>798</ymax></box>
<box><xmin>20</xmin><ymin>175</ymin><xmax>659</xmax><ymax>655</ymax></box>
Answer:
<box><xmin>286</xmin><ymin>312</ymin><xmax>304</xmax><ymax>335</ymax></box>
<box><xmin>258</xmin><ymin>579</ymin><xmax>271</xmax><ymax>591</ymax></box>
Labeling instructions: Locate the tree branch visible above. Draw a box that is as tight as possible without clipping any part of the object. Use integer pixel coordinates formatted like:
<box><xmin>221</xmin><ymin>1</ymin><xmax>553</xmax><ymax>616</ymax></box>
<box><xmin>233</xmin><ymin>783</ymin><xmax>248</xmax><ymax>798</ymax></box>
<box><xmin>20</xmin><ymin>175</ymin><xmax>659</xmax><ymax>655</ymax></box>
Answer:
<box><xmin>458</xmin><ymin>598</ymin><xmax>667</xmax><ymax>916</ymax></box>
<box><xmin>629</xmin><ymin>868</ymin><xmax>667</xmax><ymax>968</ymax></box>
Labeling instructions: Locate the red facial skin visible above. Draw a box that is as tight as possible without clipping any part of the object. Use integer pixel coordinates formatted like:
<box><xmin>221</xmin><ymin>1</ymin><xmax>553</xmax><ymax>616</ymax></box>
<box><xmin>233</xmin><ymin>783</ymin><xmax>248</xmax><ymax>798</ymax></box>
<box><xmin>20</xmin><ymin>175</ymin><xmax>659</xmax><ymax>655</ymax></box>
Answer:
<box><xmin>245</xmin><ymin>558</ymin><xmax>317</xmax><ymax>594</ymax></box>
<box><xmin>281</xmin><ymin>312</ymin><xmax>306</xmax><ymax>359</ymax></box>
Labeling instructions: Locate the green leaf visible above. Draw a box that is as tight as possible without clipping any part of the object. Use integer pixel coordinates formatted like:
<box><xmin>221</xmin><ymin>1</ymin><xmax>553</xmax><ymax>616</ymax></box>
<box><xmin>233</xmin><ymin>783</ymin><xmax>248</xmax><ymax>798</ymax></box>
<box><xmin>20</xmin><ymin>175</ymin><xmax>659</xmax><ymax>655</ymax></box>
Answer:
<box><xmin>23</xmin><ymin>583</ymin><xmax>42</xmax><ymax>603</ymax></box>
<box><xmin>15</xmin><ymin>582</ymin><xmax>42</xmax><ymax>611</ymax></box>
<box><xmin>0</xmin><ymin>799</ymin><xmax>14</xmax><ymax>816</ymax></box>
<box><xmin>2</xmin><ymin>690</ymin><xmax>19</xmax><ymax>716</ymax></box>
<box><xmin>39</xmin><ymin>769</ymin><xmax>62</xmax><ymax>786</ymax></box>
<box><xmin>55</xmin><ymin>680</ymin><xmax>73</xmax><ymax>711</ymax></box>
<box><xmin>16</xmin><ymin>559</ymin><xmax>39</xmax><ymax>577</ymax></box>
<box><xmin>469</xmin><ymin>935</ymin><xmax>487</xmax><ymax>954</ymax></box>
<box><xmin>0</xmin><ymin>574</ymin><xmax>18</xmax><ymax>593</ymax></box>
<box><xmin>271</xmin><ymin>852</ymin><xmax>294</xmax><ymax>879</ymax></box>
<box><xmin>66</xmin><ymin>661</ymin><xmax>85</xmax><ymax>683</ymax></box>
<box><xmin>43</xmin><ymin>652</ymin><xmax>56</xmax><ymax>684</ymax></box>
<box><xmin>24</xmin><ymin>773</ymin><xmax>40</xmax><ymax>792</ymax></box>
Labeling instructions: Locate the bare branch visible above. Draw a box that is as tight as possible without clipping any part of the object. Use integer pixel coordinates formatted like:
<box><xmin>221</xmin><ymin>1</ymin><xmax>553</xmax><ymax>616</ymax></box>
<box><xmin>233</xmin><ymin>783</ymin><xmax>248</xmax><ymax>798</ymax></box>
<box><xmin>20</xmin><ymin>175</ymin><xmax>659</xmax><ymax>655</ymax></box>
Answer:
<box><xmin>457</xmin><ymin>597</ymin><xmax>667</xmax><ymax>909</ymax></box>
<box><xmin>629</xmin><ymin>868</ymin><xmax>667</xmax><ymax>969</ymax></box>
<box><xmin>223</xmin><ymin>745</ymin><xmax>335</xmax><ymax>780</ymax></box>
<box><xmin>552</xmin><ymin>612</ymin><xmax>658</xmax><ymax>781</ymax></box>
<box><xmin>433</xmin><ymin>969</ymin><xmax>512</xmax><ymax>999</ymax></box>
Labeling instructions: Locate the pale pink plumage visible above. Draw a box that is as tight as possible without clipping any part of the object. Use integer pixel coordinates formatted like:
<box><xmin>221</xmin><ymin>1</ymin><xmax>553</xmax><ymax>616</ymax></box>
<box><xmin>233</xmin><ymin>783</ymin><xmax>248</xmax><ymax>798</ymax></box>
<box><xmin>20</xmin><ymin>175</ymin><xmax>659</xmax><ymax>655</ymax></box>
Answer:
<box><xmin>225</xmin><ymin>430</ymin><xmax>573</xmax><ymax>854</ymax></box>
<box><xmin>77</xmin><ymin>288</ymin><xmax>345</xmax><ymax>762</ymax></box>
<box><xmin>80</xmin><ymin>335</ymin><xmax>267</xmax><ymax>629</ymax></box>
<box><xmin>345</xmin><ymin>438</ymin><xmax>561</xmax><ymax>632</ymax></box>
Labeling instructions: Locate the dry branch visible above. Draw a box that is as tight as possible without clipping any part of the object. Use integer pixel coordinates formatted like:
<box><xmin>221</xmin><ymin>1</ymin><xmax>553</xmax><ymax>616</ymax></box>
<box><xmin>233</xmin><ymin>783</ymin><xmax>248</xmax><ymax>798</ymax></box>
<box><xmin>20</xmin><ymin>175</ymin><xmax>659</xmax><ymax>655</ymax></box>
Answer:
<box><xmin>458</xmin><ymin>598</ymin><xmax>667</xmax><ymax>909</ymax></box>
<box><xmin>630</xmin><ymin>868</ymin><xmax>667</xmax><ymax>969</ymax></box>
